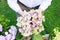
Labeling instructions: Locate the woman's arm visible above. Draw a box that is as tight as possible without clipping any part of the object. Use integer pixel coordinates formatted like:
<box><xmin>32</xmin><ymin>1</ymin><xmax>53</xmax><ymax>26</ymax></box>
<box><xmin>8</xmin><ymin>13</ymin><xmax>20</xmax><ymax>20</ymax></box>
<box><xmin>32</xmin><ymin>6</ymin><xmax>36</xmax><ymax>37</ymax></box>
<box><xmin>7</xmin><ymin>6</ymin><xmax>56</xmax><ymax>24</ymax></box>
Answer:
<box><xmin>7</xmin><ymin>0</ymin><xmax>23</xmax><ymax>15</ymax></box>
<box><xmin>39</xmin><ymin>0</ymin><xmax>52</xmax><ymax>11</ymax></box>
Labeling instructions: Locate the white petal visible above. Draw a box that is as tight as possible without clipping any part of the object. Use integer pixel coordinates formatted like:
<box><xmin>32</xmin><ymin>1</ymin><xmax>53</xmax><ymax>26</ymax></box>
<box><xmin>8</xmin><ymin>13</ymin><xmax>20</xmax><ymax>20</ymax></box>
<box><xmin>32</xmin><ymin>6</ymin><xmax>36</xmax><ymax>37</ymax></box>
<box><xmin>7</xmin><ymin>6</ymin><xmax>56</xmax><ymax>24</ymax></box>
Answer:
<box><xmin>0</xmin><ymin>24</ymin><xmax>3</xmax><ymax>32</ymax></box>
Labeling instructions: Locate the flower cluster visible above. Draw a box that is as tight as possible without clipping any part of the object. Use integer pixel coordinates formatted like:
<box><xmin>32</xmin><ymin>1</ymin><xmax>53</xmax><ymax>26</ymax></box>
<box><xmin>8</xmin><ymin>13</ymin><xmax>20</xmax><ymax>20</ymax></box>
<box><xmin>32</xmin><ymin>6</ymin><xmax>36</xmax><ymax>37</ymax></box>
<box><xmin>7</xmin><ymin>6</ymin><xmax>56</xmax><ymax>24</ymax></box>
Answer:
<box><xmin>0</xmin><ymin>24</ymin><xmax>17</xmax><ymax>40</ymax></box>
<box><xmin>53</xmin><ymin>28</ymin><xmax>60</xmax><ymax>40</ymax></box>
<box><xmin>17</xmin><ymin>9</ymin><xmax>45</xmax><ymax>37</ymax></box>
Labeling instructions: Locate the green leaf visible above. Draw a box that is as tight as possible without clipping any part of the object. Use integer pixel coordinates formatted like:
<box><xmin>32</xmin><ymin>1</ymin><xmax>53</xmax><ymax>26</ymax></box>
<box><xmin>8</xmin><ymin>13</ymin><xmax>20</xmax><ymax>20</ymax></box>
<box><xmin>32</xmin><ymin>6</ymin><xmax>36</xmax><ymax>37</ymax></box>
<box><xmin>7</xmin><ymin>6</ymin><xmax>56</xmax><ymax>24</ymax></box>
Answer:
<box><xmin>32</xmin><ymin>34</ymin><xmax>42</xmax><ymax>40</ymax></box>
<box><xmin>15</xmin><ymin>33</ymin><xmax>23</xmax><ymax>40</ymax></box>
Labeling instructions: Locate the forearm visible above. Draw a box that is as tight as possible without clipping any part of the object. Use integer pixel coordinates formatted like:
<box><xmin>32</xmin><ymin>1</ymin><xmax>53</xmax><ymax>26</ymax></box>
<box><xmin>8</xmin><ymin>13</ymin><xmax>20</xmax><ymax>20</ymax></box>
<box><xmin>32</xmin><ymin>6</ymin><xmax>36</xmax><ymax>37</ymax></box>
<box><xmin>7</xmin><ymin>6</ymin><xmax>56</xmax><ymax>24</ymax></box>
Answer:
<box><xmin>7</xmin><ymin>0</ymin><xmax>23</xmax><ymax>14</ymax></box>
<box><xmin>39</xmin><ymin>0</ymin><xmax>52</xmax><ymax>11</ymax></box>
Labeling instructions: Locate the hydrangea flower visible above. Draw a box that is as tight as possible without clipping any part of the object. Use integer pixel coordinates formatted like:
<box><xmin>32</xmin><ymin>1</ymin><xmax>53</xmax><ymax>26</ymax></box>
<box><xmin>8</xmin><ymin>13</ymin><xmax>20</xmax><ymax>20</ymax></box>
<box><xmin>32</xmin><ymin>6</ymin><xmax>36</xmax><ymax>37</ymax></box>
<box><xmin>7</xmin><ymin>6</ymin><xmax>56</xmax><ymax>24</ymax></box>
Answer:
<box><xmin>0</xmin><ymin>25</ymin><xmax>17</xmax><ymax>40</ymax></box>
<box><xmin>0</xmin><ymin>24</ymin><xmax>3</xmax><ymax>32</ymax></box>
<box><xmin>9</xmin><ymin>26</ymin><xmax>17</xmax><ymax>36</ymax></box>
<box><xmin>8</xmin><ymin>26</ymin><xmax>17</xmax><ymax>40</ymax></box>
<box><xmin>5</xmin><ymin>34</ymin><xmax>12</xmax><ymax>40</ymax></box>
<box><xmin>0</xmin><ymin>35</ymin><xmax>6</xmax><ymax>40</ymax></box>
<box><xmin>17</xmin><ymin>9</ymin><xmax>45</xmax><ymax>37</ymax></box>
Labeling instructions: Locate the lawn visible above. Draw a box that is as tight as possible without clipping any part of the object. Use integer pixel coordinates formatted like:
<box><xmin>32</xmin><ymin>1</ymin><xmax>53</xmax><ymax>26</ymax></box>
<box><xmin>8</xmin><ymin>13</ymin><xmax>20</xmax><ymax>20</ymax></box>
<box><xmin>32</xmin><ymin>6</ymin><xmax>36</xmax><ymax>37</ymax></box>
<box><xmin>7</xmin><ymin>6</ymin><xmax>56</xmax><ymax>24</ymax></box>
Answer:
<box><xmin>0</xmin><ymin>0</ymin><xmax>17</xmax><ymax>33</ymax></box>
<box><xmin>0</xmin><ymin>0</ymin><xmax>60</xmax><ymax>40</ymax></box>
<box><xmin>44</xmin><ymin>0</ymin><xmax>60</xmax><ymax>39</ymax></box>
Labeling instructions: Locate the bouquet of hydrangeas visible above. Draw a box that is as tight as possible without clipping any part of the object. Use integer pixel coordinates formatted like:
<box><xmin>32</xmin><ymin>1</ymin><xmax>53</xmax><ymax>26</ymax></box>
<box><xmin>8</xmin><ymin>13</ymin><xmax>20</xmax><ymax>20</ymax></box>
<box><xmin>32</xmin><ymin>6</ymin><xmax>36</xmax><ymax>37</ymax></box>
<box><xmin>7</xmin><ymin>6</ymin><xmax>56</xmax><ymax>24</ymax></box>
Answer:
<box><xmin>17</xmin><ymin>9</ymin><xmax>45</xmax><ymax>37</ymax></box>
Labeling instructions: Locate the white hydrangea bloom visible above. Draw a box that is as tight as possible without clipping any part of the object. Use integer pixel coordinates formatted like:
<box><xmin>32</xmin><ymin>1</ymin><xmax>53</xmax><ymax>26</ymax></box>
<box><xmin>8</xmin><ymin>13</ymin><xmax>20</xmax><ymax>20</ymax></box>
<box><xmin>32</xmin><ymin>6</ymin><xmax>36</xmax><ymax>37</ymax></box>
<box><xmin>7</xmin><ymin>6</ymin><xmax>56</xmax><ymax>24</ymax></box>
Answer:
<box><xmin>0</xmin><ymin>24</ymin><xmax>3</xmax><ymax>32</ymax></box>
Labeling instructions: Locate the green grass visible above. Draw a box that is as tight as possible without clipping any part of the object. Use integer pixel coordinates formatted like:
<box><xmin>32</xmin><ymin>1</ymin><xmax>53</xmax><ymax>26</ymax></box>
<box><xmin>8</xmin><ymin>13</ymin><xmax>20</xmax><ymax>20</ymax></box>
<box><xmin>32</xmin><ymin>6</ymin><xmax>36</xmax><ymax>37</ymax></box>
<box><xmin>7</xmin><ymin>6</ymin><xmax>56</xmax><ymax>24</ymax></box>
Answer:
<box><xmin>0</xmin><ymin>0</ymin><xmax>60</xmax><ymax>40</ymax></box>
<box><xmin>0</xmin><ymin>0</ymin><xmax>22</xmax><ymax>40</ymax></box>
<box><xmin>0</xmin><ymin>0</ymin><xmax>17</xmax><ymax>35</ymax></box>
<box><xmin>44</xmin><ymin>0</ymin><xmax>60</xmax><ymax>39</ymax></box>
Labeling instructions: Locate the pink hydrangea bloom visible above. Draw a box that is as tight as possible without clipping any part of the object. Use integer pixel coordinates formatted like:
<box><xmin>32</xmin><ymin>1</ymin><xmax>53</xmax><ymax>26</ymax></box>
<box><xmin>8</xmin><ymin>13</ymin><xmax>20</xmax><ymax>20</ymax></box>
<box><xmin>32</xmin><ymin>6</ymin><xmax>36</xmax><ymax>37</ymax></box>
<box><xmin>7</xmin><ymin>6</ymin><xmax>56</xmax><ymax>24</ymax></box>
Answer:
<box><xmin>17</xmin><ymin>10</ymin><xmax>45</xmax><ymax>36</ymax></box>
<box><xmin>33</xmin><ymin>12</ymin><xmax>38</xmax><ymax>16</ymax></box>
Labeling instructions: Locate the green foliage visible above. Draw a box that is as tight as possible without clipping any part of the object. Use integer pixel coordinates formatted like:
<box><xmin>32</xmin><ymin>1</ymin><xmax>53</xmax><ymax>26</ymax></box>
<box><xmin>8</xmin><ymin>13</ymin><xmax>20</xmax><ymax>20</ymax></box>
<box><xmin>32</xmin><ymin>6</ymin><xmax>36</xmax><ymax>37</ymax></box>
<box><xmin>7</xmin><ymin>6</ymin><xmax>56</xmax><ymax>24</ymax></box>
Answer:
<box><xmin>15</xmin><ymin>33</ymin><xmax>23</xmax><ymax>40</ymax></box>
<box><xmin>0</xmin><ymin>0</ymin><xmax>22</xmax><ymax>40</ymax></box>
<box><xmin>32</xmin><ymin>34</ymin><xmax>42</xmax><ymax>40</ymax></box>
<box><xmin>43</xmin><ymin>0</ymin><xmax>60</xmax><ymax>39</ymax></box>
<box><xmin>0</xmin><ymin>14</ymin><xmax>10</xmax><ymax>27</ymax></box>
<box><xmin>0</xmin><ymin>0</ymin><xmax>17</xmax><ymax>34</ymax></box>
